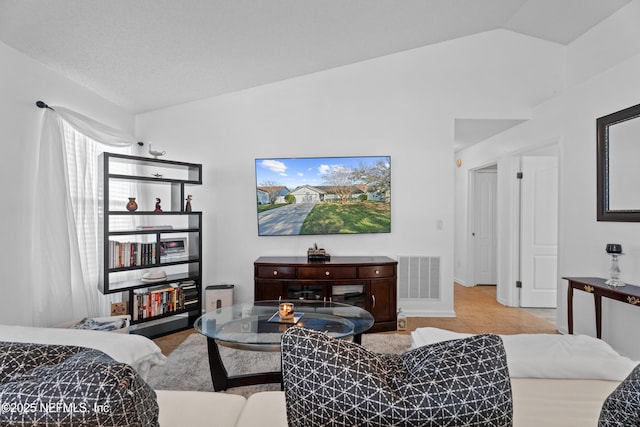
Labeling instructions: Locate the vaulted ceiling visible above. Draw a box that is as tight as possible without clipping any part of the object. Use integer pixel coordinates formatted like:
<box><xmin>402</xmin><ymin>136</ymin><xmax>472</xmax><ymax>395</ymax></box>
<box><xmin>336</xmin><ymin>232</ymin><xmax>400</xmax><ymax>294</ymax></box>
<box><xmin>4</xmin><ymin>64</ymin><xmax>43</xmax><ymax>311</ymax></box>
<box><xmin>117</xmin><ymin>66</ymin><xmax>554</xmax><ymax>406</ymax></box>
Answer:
<box><xmin>0</xmin><ymin>0</ymin><xmax>632</xmax><ymax>148</ymax></box>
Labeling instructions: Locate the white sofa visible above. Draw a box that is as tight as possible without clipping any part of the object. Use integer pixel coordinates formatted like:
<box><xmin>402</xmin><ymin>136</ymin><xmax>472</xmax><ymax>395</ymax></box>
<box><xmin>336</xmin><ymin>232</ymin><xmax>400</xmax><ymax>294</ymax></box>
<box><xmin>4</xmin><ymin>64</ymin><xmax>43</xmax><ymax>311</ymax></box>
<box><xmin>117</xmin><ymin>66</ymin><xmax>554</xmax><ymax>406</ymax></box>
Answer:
<box><xmin>160</xmin><ymin>380</ymin><xmax>620</xmax><ymax>427</ymax></box>
<box><xmin>1</xmin><ymin>325</ymin><xmax>636</xmax><ymax>426</ymax></box>
<box><xmin>160</xmin><ymin>327</ymin><xmax>639</xmax><ymax>427</ymax></box>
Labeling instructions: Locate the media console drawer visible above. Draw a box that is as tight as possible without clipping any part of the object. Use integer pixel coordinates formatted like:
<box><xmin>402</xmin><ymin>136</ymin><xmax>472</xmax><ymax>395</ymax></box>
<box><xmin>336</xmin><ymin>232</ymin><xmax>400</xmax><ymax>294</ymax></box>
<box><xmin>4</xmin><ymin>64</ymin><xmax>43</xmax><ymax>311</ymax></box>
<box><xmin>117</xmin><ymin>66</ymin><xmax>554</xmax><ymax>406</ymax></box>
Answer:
<box><xmin>298</xmin><ymin>266</ymin><xmax>357</xmax><ymax>280</ymax></box>
<box><xmin>256</xmin><ymin>266</ymin><xmax>296</xmax><ymax>279</ymax></box>
<box><xmin>359</xmin><ymin>265</ymin><xmax>394</xmax><ymax>278</ymax></box>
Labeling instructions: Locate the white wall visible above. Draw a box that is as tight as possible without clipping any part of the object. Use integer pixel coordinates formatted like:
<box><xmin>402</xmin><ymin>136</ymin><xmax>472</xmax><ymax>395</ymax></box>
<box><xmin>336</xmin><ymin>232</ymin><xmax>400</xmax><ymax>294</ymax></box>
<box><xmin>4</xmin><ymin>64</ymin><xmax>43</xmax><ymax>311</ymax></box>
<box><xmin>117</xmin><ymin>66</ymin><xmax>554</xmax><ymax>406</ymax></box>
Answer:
<box><xmin>136</xmin><ymin>29</ymin><xmax>564</xmax><ymax>317</ymax></box>
<box><xmin>455</xmin><ymin>1</ymin><xmax>640</xmax><ymax>358</ymax></box>
<box><xmin>0</xmin><ymin>20</ymin><xmax>589</xmax><ymax>329</ymax></box>
<box><xmin>0</xmin><ymin>41</ymin><xmax>134</xmax><ymax>326</ymax></box>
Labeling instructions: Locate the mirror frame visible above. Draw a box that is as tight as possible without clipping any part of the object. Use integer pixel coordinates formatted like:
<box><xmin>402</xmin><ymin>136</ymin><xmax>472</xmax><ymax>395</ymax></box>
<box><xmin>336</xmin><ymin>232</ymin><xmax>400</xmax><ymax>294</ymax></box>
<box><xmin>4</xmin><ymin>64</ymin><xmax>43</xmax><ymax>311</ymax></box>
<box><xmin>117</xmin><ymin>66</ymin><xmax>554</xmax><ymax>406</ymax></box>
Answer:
<box><xmin>597</xmin><ymin>102</ymin><xmax>640</xmax><ymax>221</ymax></box>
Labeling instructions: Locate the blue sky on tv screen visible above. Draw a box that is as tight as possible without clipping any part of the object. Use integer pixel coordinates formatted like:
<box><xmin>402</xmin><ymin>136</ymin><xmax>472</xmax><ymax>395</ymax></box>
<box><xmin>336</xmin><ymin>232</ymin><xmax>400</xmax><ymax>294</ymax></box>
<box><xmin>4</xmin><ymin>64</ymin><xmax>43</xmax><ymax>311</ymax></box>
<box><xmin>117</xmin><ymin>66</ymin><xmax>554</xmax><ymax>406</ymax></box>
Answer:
<box><xmin>255</xmin><ymin>156</ymin><xmax>390</xmax><ymax>190</ymax></box>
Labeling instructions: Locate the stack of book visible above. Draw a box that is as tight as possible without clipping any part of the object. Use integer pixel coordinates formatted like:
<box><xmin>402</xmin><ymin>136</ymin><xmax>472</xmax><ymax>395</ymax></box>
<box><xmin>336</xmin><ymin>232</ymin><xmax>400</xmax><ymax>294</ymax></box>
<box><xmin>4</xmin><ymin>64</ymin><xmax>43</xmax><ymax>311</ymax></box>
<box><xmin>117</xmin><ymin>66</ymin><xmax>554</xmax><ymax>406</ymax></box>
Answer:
<box><xmin>180</xmin><ymin>280</ymin><xmax>199</xmax><ymax>310</ymax></box>
<box><xmin>109</xmin><ymin>241</ymin><xmax>158</xmax><ymax>268</ymax></box>
<box><xmin>131</xmin><ymin>281</ymin><xmax>199</xmax><ymax>321</ymax></box>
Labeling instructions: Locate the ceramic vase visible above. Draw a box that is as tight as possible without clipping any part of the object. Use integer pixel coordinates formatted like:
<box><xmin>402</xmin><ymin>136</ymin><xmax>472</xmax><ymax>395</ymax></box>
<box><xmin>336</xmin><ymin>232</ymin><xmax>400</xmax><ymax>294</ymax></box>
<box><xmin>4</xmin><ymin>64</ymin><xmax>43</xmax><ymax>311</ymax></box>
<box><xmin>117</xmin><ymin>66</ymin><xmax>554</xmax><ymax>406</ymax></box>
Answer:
<box><xmin>126</xmin><ymin>197</ymin><xmax>138</xmax><ymax>212</ymax></box>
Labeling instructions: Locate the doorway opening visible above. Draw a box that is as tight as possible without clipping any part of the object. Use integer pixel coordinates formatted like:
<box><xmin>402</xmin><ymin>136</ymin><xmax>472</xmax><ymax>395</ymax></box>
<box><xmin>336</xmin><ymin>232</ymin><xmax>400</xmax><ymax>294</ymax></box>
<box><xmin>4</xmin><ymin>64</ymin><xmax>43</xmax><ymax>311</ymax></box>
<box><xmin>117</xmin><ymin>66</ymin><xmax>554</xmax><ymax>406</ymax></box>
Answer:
<box><xmin>465</xmin><ymin>144</ymin><xmax>559</xmax><ymax>316</ymax></box>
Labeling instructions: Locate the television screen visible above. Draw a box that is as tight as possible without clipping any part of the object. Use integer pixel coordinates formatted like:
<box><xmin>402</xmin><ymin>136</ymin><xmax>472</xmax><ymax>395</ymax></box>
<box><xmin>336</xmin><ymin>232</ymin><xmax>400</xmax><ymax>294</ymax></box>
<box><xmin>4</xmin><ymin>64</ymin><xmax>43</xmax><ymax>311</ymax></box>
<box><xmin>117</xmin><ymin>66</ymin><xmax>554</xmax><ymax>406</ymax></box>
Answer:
<box><xmin>255</xmin><ymin>156</ymin><xmax>391</xmax><ymax>236</ymax></box>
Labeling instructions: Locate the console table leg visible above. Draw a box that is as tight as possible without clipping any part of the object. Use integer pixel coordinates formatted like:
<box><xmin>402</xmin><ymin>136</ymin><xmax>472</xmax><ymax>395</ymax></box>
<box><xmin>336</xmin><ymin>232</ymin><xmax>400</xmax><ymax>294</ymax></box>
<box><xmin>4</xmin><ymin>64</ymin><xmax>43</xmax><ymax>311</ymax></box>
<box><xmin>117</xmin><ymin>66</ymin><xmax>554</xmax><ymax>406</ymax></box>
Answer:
<box><xmin>206</xmin><ymin>337</ymin><xmax>230</xmax><ymax>391</ymax></box>
<box><xmin>595</xmin><ymin>294</ymin><xmax>603</xmax><ymax>339</ymax></box>
<box><xmin>567</xmin><ymin>283</ymin><xmax>574</xmax><ymax>335</ymax></box>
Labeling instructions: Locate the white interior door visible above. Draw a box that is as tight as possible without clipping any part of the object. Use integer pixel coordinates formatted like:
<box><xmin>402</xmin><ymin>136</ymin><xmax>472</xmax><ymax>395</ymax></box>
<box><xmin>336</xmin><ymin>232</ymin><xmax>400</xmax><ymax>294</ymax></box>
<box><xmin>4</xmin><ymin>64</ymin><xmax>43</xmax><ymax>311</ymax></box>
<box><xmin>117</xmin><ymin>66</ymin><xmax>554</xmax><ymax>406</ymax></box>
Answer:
<box><xmin>474</xmin><ymin>168</ymin><xmax>497</xmax><ymax>285</ymax></box>
<box><xmin>520</xmin><ymin>155</ymin><xmax>558</xmax><ymax>307</ymax></box>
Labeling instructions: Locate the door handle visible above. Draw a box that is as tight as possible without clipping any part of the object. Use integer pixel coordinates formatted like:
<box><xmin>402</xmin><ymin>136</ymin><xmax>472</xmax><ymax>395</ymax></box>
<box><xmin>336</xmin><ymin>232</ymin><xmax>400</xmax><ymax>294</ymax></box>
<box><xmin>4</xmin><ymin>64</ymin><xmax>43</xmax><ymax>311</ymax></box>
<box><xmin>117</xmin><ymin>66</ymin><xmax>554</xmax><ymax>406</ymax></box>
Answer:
<box><xmin>371</xmin><ymin>295</ymin><xmax>376</xmax><ymax>308</ymax></box>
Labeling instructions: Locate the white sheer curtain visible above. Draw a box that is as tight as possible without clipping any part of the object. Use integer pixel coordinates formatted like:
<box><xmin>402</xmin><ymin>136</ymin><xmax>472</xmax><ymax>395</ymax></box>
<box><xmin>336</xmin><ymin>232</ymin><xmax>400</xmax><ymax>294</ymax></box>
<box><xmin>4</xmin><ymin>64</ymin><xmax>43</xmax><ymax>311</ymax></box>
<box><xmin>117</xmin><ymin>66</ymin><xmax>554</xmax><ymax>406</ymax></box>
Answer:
<box><xmin>31</xmin><ymin>106</ymin><xmax>137</xmax><ymax>326</ymax></box>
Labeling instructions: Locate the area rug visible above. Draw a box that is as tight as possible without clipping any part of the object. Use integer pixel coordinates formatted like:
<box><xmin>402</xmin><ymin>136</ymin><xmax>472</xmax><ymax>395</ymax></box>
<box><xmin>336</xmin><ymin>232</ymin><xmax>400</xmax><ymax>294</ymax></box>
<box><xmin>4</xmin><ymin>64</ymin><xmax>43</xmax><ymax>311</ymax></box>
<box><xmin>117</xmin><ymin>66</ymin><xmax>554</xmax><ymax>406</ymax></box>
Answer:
<box><xmin>146</xmin><ymin>332</ymin><xmax>412</xmax><ymax>397</ymax></box>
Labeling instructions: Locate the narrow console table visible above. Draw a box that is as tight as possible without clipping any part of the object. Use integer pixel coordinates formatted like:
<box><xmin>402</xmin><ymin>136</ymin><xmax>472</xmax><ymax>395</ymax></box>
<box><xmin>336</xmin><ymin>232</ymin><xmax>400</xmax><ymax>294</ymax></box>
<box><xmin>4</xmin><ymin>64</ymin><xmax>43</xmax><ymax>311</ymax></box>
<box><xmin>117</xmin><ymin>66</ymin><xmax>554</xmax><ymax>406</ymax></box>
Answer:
<box><xmin>564</xmin><ymin>277</ymin><xmax>640</xmax><ymax>338</ymax></box>
<box><xmin>254</xmin><ymin>256</ymin><xmax>397</xmax><ymax>332</ymax></box>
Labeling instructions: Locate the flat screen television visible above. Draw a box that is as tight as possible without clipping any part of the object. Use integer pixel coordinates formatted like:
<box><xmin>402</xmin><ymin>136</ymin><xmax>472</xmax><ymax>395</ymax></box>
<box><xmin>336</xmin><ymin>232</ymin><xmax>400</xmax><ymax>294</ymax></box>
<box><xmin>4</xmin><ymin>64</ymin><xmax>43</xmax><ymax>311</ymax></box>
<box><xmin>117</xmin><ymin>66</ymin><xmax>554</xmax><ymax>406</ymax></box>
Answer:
<box><xmin>255</xmin><ymin>156</ymin><xmax>391</xmax><ymax>236</ymax></box>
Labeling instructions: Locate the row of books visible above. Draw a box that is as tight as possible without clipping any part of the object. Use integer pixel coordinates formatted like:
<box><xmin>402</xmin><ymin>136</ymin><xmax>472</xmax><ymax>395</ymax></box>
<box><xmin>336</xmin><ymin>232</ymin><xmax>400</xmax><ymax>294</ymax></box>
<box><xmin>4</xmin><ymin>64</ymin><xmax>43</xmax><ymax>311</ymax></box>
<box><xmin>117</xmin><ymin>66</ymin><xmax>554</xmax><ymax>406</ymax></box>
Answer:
<box><xmin>132</xmin><ymin>281</ymin><xmax>199</xmax><ymax>321</ymax></box>
<box><xmin>109</xmin><ymin>240</ymin><xmax>158</xmax><ymax>269</ymax></box>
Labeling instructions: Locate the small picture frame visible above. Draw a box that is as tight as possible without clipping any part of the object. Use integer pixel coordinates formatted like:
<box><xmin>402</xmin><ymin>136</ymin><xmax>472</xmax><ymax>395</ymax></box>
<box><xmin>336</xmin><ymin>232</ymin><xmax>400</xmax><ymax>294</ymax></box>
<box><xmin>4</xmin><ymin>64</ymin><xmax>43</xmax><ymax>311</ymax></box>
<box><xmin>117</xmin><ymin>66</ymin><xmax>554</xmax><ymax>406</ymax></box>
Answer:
<box><xmin>160</xmin><ymin>237</ymin><xmax>188</xmax><ymax>260</ymax></box>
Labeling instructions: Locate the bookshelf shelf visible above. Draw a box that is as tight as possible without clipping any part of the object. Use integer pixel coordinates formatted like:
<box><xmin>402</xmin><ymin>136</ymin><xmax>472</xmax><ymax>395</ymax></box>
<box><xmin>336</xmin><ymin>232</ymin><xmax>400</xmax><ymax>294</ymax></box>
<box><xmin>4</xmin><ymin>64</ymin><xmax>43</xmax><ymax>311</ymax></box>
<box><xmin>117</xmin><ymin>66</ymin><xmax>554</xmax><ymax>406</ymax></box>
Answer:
<box><xmin>107</xmin><ymin>257</ymin><xmax>200</xmax><ymax>273</ymax></box>
<box><xmin>107</xmin><ymin>211</ymin><xmax>202</xmax><ymax>215</ymax></box>
<box><xmin>130</xmin><ymin>307</ymin><xmax>196</xmax><ymax>324</ymax></box>
<box><xmin>98</xmin><ymin>152</ymin><xmax>203</xmax><ymax>338</ymax></box>
<box><xmin>108</xmin><ymin>227</ymin><xmax>200</xmax><ymax>236</ymax></box>
<box><xmin>109</xmin><ymin>174</ymin><xmax>201</xmax><ymax>185</ymax></box>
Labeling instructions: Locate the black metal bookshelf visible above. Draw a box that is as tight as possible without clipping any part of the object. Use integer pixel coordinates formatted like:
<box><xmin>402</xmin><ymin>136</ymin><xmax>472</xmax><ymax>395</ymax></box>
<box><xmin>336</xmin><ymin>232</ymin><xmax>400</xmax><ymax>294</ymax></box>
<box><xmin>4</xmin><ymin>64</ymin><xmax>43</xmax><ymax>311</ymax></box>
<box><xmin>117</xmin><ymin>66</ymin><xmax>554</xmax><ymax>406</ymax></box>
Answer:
<box><xmin>98</xmin><ymin>152</ymin><xmax>202</xmax><ymax>338</ymax></box>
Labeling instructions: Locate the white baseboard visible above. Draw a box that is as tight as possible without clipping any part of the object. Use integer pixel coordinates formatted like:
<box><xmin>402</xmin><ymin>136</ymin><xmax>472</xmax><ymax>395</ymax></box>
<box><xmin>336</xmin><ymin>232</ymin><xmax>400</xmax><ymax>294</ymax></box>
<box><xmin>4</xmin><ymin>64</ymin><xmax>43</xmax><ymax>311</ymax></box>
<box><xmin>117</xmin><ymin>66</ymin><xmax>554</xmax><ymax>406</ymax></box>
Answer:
<box><xmin>400</xmin><ymin>308</ymin><xmax>456</xmax><ymax>318</ymax></box>
<box><xmin>454</xmin><ymin>277</ymin><xmax>468</xmax><ymax>286</ymax></box>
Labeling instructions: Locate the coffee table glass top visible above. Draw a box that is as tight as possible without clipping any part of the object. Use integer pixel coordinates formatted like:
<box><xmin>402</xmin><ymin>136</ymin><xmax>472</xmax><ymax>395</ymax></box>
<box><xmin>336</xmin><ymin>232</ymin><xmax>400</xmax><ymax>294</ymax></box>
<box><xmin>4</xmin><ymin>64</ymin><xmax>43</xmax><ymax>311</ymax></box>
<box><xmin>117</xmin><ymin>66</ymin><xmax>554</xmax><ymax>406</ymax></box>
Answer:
<box><xmin>194</xmin><ymin>300</ymin><xmax>375</xmax><ymax>351</ymax></box>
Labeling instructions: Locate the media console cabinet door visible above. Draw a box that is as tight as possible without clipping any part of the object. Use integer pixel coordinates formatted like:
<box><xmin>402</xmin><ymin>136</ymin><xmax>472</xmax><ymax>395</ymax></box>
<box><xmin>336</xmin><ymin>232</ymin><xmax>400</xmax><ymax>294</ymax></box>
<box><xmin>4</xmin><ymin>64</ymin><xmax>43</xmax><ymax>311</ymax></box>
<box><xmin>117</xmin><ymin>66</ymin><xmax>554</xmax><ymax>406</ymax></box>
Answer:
<box><xmin>254</xmin><ymin>281</ymin><xmax>285</xmax><ymax>301</ymax></box>
<box><xmin>369</xmin><ymin>279</ymin><xmax>396</xmax><ymax>322</ymax></box>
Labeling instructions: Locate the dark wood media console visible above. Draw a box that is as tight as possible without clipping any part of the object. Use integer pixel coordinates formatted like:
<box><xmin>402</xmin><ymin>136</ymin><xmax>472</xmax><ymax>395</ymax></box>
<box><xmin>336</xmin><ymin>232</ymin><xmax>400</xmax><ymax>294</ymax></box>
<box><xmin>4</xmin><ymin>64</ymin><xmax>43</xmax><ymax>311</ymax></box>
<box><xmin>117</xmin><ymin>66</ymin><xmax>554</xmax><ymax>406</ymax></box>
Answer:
<box><xmin>254</xmin><ymin>256</ymin><xmax>398</xmax><ymax>332</ymax></box>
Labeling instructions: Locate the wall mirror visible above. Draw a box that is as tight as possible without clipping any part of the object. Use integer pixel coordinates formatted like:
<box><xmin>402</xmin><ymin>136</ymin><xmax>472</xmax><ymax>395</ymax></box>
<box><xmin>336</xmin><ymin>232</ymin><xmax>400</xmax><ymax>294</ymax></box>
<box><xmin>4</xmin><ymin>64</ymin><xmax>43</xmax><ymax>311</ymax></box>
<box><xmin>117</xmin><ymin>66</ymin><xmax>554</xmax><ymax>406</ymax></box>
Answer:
<box><xmin>597</xmin><ymin>102</ymin><xmax>640</xmax><ymax>221</ymax></box>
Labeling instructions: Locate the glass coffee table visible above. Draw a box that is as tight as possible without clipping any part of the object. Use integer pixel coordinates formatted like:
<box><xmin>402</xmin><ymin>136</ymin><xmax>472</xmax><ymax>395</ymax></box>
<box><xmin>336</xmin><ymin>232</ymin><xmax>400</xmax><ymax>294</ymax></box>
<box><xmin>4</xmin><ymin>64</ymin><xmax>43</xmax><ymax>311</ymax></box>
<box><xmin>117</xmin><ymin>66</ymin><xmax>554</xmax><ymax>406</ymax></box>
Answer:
<box><xmin>194</xmin><ymin>300</ymin><xmax>374</xmax><ymax>391</ymax></box>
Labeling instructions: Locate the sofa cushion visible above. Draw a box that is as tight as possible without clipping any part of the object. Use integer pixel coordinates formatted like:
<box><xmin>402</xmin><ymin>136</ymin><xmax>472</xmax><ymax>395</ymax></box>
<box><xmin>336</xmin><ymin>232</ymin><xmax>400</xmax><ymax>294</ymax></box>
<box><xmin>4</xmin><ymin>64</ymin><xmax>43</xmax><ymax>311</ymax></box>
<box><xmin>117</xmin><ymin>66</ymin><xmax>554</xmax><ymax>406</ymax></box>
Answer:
<box><xmin>599</xmin><ymin>363</ymin><xmax>640</xmax><ymax>426</ymax></box>
<box><xmin>156</xmin><ymin>389</ymin><xmax>247</xmax><ymax>427</ymax></box>
<box><xmin>281</xmin><ymin>327</ymin><xmax>513</xmax><ymax>427</ymax></box>
<box><xmin>235</xmin><ymin>391</ymin><xmax>287</xmax><ymax>427</ymax></box>
<box><xmin>0</xmin><ymin>341</ymin><xmax>159</xmax><ymax>426</ymax></box>
<box><xmin>411</xmin><ymin>327</ymin><xmax>638</xmax><ymax>381</ymax></box>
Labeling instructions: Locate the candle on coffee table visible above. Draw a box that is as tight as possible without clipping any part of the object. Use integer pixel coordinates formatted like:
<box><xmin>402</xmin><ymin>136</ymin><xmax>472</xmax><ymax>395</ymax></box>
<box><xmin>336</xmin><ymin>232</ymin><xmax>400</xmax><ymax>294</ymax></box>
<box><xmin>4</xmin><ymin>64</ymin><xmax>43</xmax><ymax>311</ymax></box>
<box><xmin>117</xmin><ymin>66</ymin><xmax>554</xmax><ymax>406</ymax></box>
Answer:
<box><xmin>279</xmin><ymin>302</ymin><xmax>294</xmax><ymax>320</ymax></box>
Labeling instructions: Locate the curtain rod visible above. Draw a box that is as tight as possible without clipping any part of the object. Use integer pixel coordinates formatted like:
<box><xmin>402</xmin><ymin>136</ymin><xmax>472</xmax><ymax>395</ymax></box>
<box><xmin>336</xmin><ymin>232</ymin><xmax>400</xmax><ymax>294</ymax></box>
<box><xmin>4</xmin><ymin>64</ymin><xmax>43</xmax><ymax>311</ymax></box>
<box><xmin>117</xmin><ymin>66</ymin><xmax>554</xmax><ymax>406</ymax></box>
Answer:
<box><xmin>35</xmin><ymin>101</ymin><xmax>143</xmax><ymax>146</ymax></box>
<box><xmin>36</xmin><ymin>100</ymin><xmax>54</xmax><ymax>111</ymax></box>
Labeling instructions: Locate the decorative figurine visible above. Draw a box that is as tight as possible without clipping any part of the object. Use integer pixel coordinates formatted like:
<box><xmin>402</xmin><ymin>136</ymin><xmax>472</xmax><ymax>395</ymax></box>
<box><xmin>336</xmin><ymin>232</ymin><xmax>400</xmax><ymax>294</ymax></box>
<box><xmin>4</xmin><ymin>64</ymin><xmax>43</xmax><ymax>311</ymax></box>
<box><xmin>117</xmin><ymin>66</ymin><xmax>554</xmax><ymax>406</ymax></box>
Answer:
<box><xmin>154</xmin><ymin>198</ymin><xmax>163</xmax><ymax>212</ymax></box>
<box><xmin>126</xmin><ymin>197</ymin><xmax>138</xmax><ymax>212</ymax></box>
<box><xmin>185</xmin><ymin>195</ymin><xmax>192</xmax><ymax>213</ymax></box>
<box><xmin>148</xmin><ymin>143</ymin><xmax>166</xmax><ymax>159</ymax></box>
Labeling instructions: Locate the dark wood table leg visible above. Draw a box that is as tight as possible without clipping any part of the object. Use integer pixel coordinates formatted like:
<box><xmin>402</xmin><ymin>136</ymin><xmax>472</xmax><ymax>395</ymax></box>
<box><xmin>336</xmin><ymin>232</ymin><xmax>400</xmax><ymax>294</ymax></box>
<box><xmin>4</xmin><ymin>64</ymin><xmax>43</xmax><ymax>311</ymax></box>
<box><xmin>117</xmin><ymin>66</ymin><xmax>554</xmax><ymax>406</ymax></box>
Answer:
<box><xmin>206</xmin><ymin>337</ymin><xmax>282</xmax><ymax>391</ymax></box>
<box><xmin>206</xmin><ymin>337</ymin><xmax>231</xmax><ymax>391</ymax></box>
<box><xmin>594</xmin><ymin>293</ymin><xmax>603</xmax><ymax>339</ymax></box>
<box><xmin>353</xmin><ymin>333</ymin><xmax>363</xmax><ymax>345</ymax></box>
<box><xmin>567</xmin><ymin>282</ymin><xmax>574</xmax><ymax>335</ymax></box>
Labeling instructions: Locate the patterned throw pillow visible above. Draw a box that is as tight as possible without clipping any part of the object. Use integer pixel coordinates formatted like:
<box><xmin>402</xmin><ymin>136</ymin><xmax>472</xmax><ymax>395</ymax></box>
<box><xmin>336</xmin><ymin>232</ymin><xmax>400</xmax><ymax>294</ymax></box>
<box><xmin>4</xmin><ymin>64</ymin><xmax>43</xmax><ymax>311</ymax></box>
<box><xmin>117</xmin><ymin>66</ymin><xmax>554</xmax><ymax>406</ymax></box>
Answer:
<box><xmin>281</xmin><ymin>327</ymin><xmax>513</xmax><ymax>427</ymax></box>
<box><xmin>0</xmin><ymin>341</ymin><xmax>159</xmax><ymax>427</ymax></box>
<box><xmin>599</xmin><ymin>363</ymin><xmax>640</xmax><ymax>426</ymax></box>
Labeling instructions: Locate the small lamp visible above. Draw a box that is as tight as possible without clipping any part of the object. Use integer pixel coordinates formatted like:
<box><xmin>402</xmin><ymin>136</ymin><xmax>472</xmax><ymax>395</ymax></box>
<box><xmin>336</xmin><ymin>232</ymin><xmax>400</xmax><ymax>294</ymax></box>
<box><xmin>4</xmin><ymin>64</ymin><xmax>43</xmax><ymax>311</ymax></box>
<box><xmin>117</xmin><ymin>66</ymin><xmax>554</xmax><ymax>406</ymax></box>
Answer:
<box><xmin>605</xmin><ymin>243</ymin><xmax>625</xmax><ymax>287</ymax></box>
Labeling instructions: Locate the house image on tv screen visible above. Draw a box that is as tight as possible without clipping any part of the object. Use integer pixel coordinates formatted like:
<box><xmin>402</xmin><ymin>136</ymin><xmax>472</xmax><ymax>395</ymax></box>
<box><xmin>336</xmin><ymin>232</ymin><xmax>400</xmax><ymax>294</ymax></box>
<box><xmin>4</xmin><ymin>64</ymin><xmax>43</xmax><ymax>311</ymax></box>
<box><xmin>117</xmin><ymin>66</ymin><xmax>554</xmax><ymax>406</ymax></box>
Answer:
<box><xmin>255</xmin><ymin>156</ymin><xmax>390</xmax><ymax>236</ymax></box>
